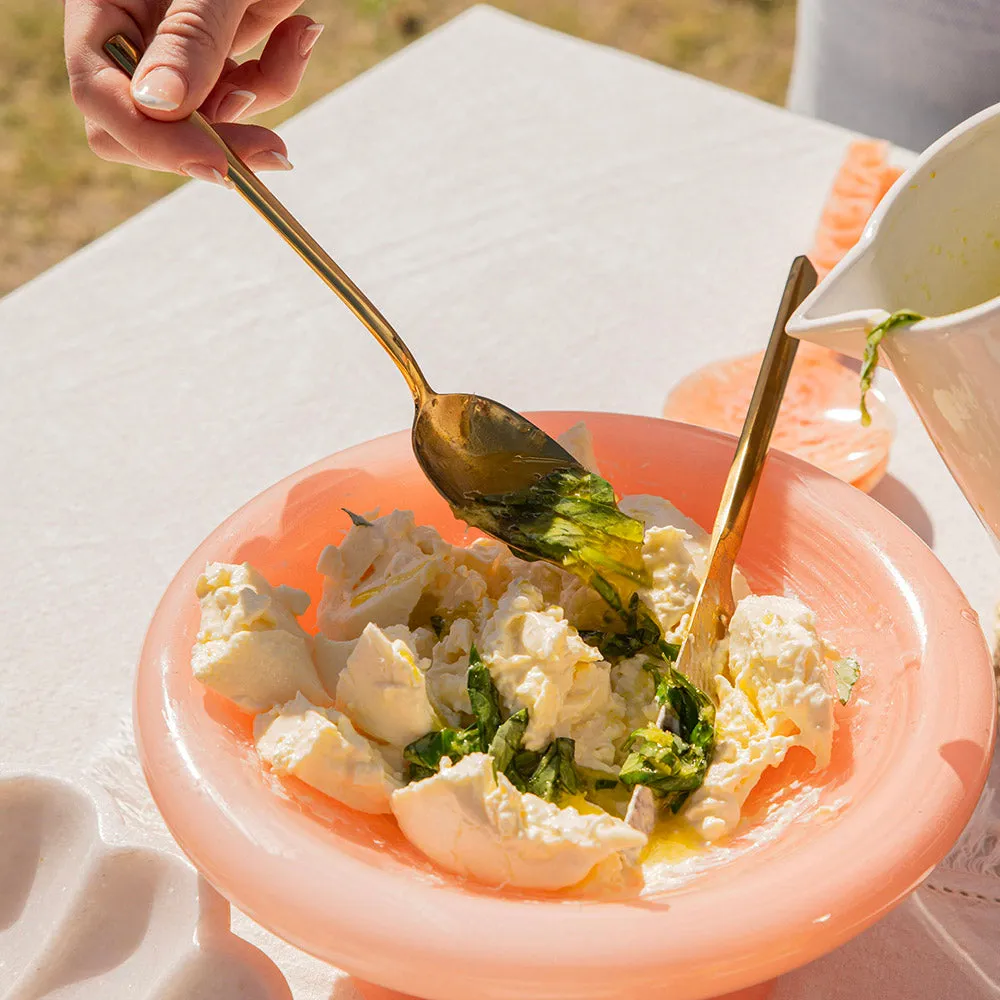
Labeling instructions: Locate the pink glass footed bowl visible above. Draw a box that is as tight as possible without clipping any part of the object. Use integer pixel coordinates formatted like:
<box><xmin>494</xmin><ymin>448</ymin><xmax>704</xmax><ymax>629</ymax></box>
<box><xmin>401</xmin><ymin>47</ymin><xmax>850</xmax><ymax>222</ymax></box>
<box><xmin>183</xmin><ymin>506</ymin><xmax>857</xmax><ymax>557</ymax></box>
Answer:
<box><xmin>136</xmin><ymin>412</ymin><xmax>996</xmax><ymax>1000</ymax></box>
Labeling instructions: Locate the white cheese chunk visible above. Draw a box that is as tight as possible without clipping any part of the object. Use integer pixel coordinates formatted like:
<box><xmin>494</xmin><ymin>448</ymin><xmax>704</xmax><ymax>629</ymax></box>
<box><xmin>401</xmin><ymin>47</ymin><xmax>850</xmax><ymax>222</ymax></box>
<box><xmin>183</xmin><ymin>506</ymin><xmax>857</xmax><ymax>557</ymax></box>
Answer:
<box><xmin>682</xmin><ymin>677</ymin><xmax>790</xmax><ymax>841</ymax></box>
<box><xmin>191</xmin><ymin>562</ymin><xmax>329</xmax><ymax>713</ymax></box>
<box><xmin>518</xmin><ymin>560</ymin><xmax>614</xmax><ymax>632</ymax></box>
<box><xmin>611</xmin><ymin>655</ymin><xmax>660</xmax><ymax>735</ymax></box>
<box><xmin>728</xmin><ymin>595</ymin><xmax>835</xmax><ymax>769</ymax></box>
<box><xmin>427</xmin><ymin>563</ymin><xmax>490</xmax><ymax>617</ymax></box>
<box><xmin>312</xmin><ymin>635</ymin><xmax>357</xmax><ymax>697</ymax></box>
<box><xmin>638</xmin><ymin>524</ymin><xmax>702</xmax><ymax>638</ymax></box>
<box><xmin>335</xmin><ymin>622</ymin><xmax>440</xmax><ymax>747</ymax></box>
<box><xmin>426</xmin><ymin>617</ymin><xmax>476</xmax><ymax>723</ymax></box>
<box><xmin>619</xmin><ymin>495</ymin><xmax>751</xmax><ymax>617</ymax></box>
<box><xmin>255</xmin><ymin>694</ymin><xmax>400</xmax><ymax>814</ymax></box>
<box><xmin>478</xmin><ymin>581</ymin><xmax>624</xmax><ymax>770</ymax></box>
<box><xmin>391</xmin><ymin>753</ymin><xmax>646</xmax><ymax>889</ymax></box>
<box><xmin>451</xmin><ymin>537</ymin><xmax>518</xmax><ymax>601</ymax></box>
<box><xmin>681</xmin><ymin>595</ymin><xmax>836</xmax><ymax>842</ymax></box>
<box><xmin>316</xmin><ymin>510</ymin><xmax>448</xmax><ymax>640</ymax></box>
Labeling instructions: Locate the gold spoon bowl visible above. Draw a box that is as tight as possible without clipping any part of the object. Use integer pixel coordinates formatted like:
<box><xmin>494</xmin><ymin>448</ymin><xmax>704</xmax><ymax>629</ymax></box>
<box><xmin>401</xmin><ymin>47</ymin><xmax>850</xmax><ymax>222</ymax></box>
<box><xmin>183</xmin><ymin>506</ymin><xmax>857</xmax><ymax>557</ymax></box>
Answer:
<box><xmin>103</xmin><ymin>35</ymin><xmax>581</xmax><ymax>512</ymax></box>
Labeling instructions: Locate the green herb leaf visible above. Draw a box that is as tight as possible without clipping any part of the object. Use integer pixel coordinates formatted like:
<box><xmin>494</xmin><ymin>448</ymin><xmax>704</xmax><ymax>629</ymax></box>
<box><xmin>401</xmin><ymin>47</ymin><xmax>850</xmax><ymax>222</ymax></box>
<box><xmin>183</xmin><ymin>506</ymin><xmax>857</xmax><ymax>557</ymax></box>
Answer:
<box><xmin>618</xmin><ymin>726</ymin><xmax>711</xmax><ymax>812</ymax></box>
<box><xmin>403</xmin><ymin>726</ymin><xmax>479</xmax><ymax>781</ymax></box>
<box><xmin>834</xmin><ymin>656</ymin><xmax>861</xmax><ymax>705</ymax></box>
<box><xmin>616</xmin><ymin>656</ymin><xmax>716</xmax><ymax>810</ymax></box>
<box><xmin>454</xmin><ymin>469</ymin><xmax>651</xmax><ymax>619</ymax></box>
<box><xmin>467</xmin><ymin>645</ymin><xmax>502</xmax><ymax>748</ymax></box>
<box><xmin>859</xmin><ymin>311</ymin><xmax>923</xmax><ymax>426</ymax></box>
<box><xmin>507</xmin><ymin>749</ymin><xmax>540</xmax><ymax>792</ymax></box>
<box><xmin>488</xmin><ymin>708</ymin><xmax>528</xmax><ymax>773</ymax></box>
<box><xmin>429</xmin><ymin>614</ymin><xmax>446</xmax><ymax>639</ymax></box>
<box><xmin>524</xmin><ymin>737</ymin><xmax>580</xmax><ymax>802</ymax></box>
<box><xmin>404</xmin><ymin>644</ymin><xmax>513</xmax><ymax>783</ymax></box>
<box><xmin>649</xmin><ymin>661</ymin><xmax>716</xmax><ymax>756</ymax></box>
<box><xmin>580</xmin><ymin>594</ymin><xmax>674</xmax><ymax>661</ymax></box>
<box><xmin>342</xmin><ymin>508</ymin><xmax>374</xmax><ymax>527</ymax></box>
<box><xmin>577</xmin><ymin>766</ymin><xmax>621</xmax><ymax>792</ymax></box>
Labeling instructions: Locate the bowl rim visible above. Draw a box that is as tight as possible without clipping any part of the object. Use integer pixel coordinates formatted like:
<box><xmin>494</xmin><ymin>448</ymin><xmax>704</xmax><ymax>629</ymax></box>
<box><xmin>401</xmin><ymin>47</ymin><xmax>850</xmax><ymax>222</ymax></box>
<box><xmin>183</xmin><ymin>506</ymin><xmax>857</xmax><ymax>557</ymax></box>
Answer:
<box><xmin>135</xmin><ymin>411</ymin><xmax>997</xmax><ymax>999</ymax></box>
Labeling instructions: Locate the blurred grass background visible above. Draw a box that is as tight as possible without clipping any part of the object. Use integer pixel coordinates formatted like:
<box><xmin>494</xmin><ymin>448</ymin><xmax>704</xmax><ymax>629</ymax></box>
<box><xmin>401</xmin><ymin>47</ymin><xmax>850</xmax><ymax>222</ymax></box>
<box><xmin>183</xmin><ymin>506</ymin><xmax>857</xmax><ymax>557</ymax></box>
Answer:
<box><xmin>0</xmin><ymin>0</ymin><xmax>795</xmax><ymax>296</ymax></box>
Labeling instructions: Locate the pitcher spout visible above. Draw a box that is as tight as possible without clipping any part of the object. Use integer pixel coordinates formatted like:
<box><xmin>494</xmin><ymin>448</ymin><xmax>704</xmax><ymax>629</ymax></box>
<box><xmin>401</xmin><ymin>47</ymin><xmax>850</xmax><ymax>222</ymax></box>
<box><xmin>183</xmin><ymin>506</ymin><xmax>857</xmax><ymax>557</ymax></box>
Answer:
<box><xmin>789</xmin><ymin>100</ymin><xmax>1000</xmax><ymax>362</ymax></box>
<box><xmin>786</xmin><ymin>250</ymin><xmax>888</xmax><ymax>362</ymax></box>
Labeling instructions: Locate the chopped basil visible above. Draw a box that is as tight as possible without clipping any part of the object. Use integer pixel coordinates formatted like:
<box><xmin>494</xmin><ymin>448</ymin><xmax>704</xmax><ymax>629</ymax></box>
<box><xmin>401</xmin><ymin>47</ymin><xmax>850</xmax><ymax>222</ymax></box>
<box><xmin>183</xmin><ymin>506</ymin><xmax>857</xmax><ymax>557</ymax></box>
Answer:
<box><xmin>488</xmin><ymin>708</ymin><xmax>528</xmax><ymax>774</ymax></box>
<box><xmin>454</xmin><ymin>469</ymin><xmax>651</xmax><ymax>620</ymax></box>
<box><xmin>403</xmin><ymin>647</ymin><xmax>503</xmax><ymax>781</ymax></box>
<box><xmin>581</xmin><ymin>594</ymin><xmax>678</xmax><ymax>662</ymax></box>
<box><xmin>616</xmin><ymin>656</ymin><xmax>716</xmax><ymax>811</ymax></box>
<box><xmin>497</xmin><ymin>738</ymin><xmax>584</xmax><ymax>802</ymax></box>
<box><xmin>618</xmin><ymin>726</ymin><xmax>711</xmax><ymax>812</ymax></box>
<box><xmin>506</xmin><ymin>749</ymin><xmax>539</xmax><ymax>792</ymax></box>
<box><xmin>524</xmin><ymin>737</ymin><xmax>580</xmax><ymax>802</ymax></box>
<box><xmin>650</xmin><ymin>661</ymin><xmax>716</xmax><ymax>755</ymax></box>
<box><xmin>403</xmin><ymin>647</ymin><xmax>533</xmax><ymax>787</ymax></box>
<box><xmin>403</xmin><ymin>726</ymin><xmax>480</xmax><ymax>781</ymax></box>
<box><xmin>342</xmin><ymin>507</ymin><xmax>374</xmax><ymax>527</ymax></box>
<box><xmin>860</xmin><ymin>311</ymin><xmax>923</xmax><ymax>426</ymax></box>
<box><xmin>429</xmin><ymin>614</ymin><xmax>446</xmax><ymax>639</ymax></box>
<box><xmin>586</xmin><ymin>774</ymin><xmax>622</xmax><ymax>792</ymax></box>
<box><xmin>835</xmin><ymin>656</ymin><xmax>861</xmax><ymax>705</ymax></box>
<box><xmin>467</xmin><ymin>645</ymin><xmax>502</xmax><ymax>748</ymax></box>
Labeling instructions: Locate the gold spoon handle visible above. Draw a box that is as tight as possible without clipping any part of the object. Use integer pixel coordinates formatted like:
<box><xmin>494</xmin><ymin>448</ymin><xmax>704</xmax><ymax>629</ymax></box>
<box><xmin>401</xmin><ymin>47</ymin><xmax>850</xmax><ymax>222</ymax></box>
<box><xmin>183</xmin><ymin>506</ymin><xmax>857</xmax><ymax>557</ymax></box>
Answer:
<box><xmin>702</xmin><ymin>254</ymin><xmax>817</xmax><ymax>604</ymax></box>
<box><xmin>625</xmin><ymin>256</ymin><xmax>818</xmax><ymax>839</ymax></box>
<box><xmin>103</xmin><ymin>34</ymin><xmax>432</xmax><ymax>405</ymax></box>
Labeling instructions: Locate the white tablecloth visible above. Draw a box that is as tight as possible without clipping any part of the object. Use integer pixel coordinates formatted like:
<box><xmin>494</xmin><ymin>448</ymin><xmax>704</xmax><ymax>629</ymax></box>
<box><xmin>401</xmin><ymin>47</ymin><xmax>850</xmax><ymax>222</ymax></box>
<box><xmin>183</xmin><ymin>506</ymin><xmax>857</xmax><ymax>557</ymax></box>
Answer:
<box><xmin>2</xmin><ymin>7</ymin><xmax>997</xmax><ymax>998</ymax></box>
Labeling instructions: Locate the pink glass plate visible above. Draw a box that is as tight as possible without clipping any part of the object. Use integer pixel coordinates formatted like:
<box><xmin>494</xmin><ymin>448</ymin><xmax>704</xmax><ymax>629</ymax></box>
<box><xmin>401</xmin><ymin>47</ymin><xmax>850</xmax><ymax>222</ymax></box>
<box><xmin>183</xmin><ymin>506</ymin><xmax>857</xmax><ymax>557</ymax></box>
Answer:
<box><xmin>136</xmin><ymin>412</ymin><xmax>996</xmax><ymax>1000</ymax></box>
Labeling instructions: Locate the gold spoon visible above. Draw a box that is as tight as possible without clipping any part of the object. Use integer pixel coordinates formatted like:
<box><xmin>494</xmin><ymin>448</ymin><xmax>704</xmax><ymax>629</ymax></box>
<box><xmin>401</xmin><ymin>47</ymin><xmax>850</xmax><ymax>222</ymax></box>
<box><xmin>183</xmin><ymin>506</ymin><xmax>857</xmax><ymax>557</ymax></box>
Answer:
<box><xmin>103</xmin><ymin>35</ymin><xmax>581</xmax><ymax>504</ymax></box>
<box><xmin>625</xmin><ymin>255</ymin><xmax>818</xmax><ymax>836</ymax></box>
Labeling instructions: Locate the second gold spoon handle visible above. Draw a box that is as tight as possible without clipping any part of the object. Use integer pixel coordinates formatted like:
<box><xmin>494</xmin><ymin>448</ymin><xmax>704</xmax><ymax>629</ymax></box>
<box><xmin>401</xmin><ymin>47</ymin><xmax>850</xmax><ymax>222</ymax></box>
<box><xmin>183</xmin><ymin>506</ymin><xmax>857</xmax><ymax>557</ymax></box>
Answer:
<box><xmin>704</xmin><ymin>254</ymin><xmax>818</xmax><ymax>591</ymax></box>
<box><xmin>103</xmin><ymin>34</ymin><xmax>432</xmax><ymax>405</ymax></box>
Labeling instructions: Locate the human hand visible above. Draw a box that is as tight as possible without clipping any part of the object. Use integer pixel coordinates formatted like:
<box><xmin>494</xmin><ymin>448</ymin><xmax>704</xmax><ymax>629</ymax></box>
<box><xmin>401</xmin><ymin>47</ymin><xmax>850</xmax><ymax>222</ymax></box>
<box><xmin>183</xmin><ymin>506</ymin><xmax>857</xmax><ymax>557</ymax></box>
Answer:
<box><xmin>65</xmin><ymin>1</ymin><xmax>325</xmax><ymax>184</ymax></box>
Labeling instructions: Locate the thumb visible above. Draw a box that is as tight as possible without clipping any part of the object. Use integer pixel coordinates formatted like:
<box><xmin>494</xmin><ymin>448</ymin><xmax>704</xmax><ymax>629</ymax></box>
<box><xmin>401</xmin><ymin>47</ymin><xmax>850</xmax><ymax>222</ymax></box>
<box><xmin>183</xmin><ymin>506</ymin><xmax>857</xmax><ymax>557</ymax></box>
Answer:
<box><xmin>132</xmin><ymin>0</ymin><xmax>247</xmax><ymax>117</ymax></box>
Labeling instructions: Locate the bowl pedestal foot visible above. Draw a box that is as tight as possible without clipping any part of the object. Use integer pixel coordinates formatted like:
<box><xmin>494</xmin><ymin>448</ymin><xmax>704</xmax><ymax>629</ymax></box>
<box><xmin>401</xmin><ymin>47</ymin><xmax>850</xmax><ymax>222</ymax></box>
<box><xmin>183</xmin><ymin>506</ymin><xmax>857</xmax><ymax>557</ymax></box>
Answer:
<box><xmin>353</xmin><ymin>978</ymin><xmax>776</xmax><ymax>1000</ymax></box>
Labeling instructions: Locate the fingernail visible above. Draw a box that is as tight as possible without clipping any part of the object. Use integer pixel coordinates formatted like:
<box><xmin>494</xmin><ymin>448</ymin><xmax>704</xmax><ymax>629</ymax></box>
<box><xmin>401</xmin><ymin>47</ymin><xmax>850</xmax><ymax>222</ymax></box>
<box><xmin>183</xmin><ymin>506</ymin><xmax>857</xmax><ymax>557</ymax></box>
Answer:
<box><xmin>133</xmin><ymin>65</ymin><xmax>187</xmax><ymax>111</ymax></box>
<box><xmin>183</xmin><ymin>164</ymin><xmax>233</xmax><ymax>188</ymax></box>
<box><xmin>299</xmin><ymin>22</ymin><xmax>324</xmax><ymax>58</ymax></box>
<box><xmin>248</xmin><ymin>150</ymin><xmax>294</xmax><ymax>171</ymax></box>
<box><xmin>217</xmin><ymin>89</ymin><xmax>257</xmax><ymax>122</ymax></box>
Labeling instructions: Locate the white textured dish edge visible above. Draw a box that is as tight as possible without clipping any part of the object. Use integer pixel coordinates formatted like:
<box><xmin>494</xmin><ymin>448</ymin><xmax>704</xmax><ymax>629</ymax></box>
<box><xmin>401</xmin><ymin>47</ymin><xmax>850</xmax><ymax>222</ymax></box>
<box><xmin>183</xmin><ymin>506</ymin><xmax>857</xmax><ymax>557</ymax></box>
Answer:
<box><xmin>0</xmin><ymin>770</ymin><xmax>292</xmax><ymax>1000</ymax></box>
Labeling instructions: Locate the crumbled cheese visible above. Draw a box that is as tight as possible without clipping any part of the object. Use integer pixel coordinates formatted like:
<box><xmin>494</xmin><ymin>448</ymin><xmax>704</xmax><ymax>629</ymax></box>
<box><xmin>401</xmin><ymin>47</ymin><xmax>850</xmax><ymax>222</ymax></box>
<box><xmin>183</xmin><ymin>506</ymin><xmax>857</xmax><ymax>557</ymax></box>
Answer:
<box><xmin>619</xmin><ymin>494</ymin><xmax>751</xmax><ymax>604</ymax></box>
<box><xmin>681</xmin><ymin>594</ymin><xmax>835</xmax><ymax>841</ymax></box>
<box><xmin>391</xmin><ymin>753</ymin><xmax>646</xmax><ymax>889</ymax></box>
<box><xmin>336</xmin><ymin>622</ymin><xmax>440</xmax><ymax>747</ymax></box>
<box><xmin>191</xmin><ymin>562</ymin><xmax>329</xmax><ymax>712</ymax></box>
<box><xmin>728</xmin><ymin>595</ymin><xmax>835</xmax><ymax>769</ymax></box>
<box><xmin>426</xmin><ymin>617</ymin><xmax>476</xmax><ymax>723</ymax></box>
<box><xmin>478</xmin><ymin>580</ymin><xmax>625</xmax><ymax>770</ymax></box>
<box><xmin>681</xmin><ymin>676</ymin><xmax>790</xmax><ymax>841</ymax></box>
<box><xmin>611</xmin><ymin>655</ymin><xmax>660</xmax><ymax>735</ymax></box>
<box><xmin>255</xmin><ymin>694</ymin><xmax>400</xmax><ymax>813</ymax></box>
<box><xmin>316</xmin><ymin>510</ymin><xmax>448</xmax><ymax>640</ymax></box>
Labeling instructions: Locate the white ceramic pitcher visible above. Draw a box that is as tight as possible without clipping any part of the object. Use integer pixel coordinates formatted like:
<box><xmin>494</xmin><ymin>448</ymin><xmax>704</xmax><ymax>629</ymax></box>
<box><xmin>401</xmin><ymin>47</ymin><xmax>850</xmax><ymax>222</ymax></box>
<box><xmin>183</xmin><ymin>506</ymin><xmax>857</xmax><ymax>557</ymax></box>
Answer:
<box><xmin>786</xmin><ymin>102</ymin><xmax>1000</xmax><ymax>542</ymax></box>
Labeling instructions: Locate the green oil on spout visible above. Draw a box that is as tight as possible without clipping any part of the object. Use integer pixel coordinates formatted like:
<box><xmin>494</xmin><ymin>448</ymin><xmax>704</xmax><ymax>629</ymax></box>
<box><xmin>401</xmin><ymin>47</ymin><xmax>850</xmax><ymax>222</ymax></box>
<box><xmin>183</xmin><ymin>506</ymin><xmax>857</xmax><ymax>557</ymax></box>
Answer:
<box><xmin>859</xmin><ymin>311</ymin><xmax>924</xmax><ymax>425</ymax></box>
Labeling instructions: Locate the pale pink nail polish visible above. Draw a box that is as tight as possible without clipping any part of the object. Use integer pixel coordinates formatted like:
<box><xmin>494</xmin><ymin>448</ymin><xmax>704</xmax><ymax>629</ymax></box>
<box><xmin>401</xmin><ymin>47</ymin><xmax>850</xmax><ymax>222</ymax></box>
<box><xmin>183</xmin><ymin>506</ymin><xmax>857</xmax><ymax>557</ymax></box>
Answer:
<box><xmin>217</xmin><ymin>89</ymin><xmax>257</xmax><ymax>122</ymax></box>
<box><xmin>267</xmin><ymin>151</ymin><xmax>294</xmax><ymax>171</ymax></box>
<box><xmin>133</xmin><ymin>66</ymin><xmax>187</xmax><ymax>111</ymax></box>
<box><xmin>299</xmin><ymin>23</ymin><xmax>324</xmax><ymax>58</ymax></box>
<box><xmin>248</xmin><ymin>151</ymin><xmax>294</xmax><ymax>172</ymax></box>
<box><xmin>183</xmin><ymin>164</ymin><xmax>233</xmax><ymax>188</ymax></box>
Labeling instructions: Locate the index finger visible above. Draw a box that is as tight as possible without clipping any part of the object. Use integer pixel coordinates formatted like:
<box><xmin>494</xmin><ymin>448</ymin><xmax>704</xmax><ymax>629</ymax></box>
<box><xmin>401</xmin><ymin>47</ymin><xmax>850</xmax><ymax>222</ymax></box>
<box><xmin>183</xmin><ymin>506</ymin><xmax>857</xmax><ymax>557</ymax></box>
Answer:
<box><xmin>65</xmin><ymin>0</ymin><xmax>229</xmax><ymax>173</ymax></box>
